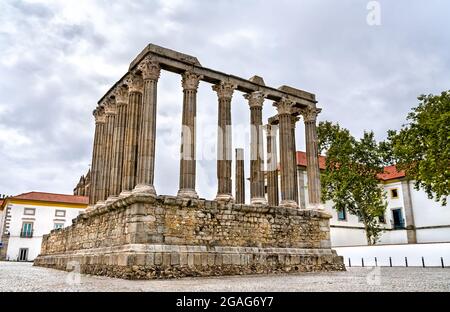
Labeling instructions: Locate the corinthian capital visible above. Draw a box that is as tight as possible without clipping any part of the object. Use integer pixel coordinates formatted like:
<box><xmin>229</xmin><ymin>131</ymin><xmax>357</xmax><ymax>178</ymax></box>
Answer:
<box><xmin>138</xmin><ymin>56</ymin><xmax>161</xmax><ymax>81</ymax></box>
<box><xmin>274</xmin><ymin>97</ymin><xmax>295</xmax><ymax>115</ymax></box>
<box><xmin>244</xmin><ymin>91</ymin><xmax>265</xmax><ymax>108</ymax></box>
<box><xmin>299</xmin><ymin>106</ymin><xmax>322</xmax><ymax>122</ymax></box>
<box><xmin>93</xmin><ymin>107</ymin><xmax>106</xmax><ymax>123</ymax></box>
<box><xmin>113</xmin><ymin>85</ymin><xmax>129</xmax><ymax>104</ymax></box>
<box><xmin>103</xmin><ymin>97</ymin><xmax>117</xmax><ymax>115</ymax></box>
<box><xmin>126</xmin><ymin>72</ymin><xmax>144</xmax><ymax>93</ymax></box>
<box><xmin>212</xmin><ymin>82</ymin><xmax>236</xmax><ymax>100</ymax></box>
<box><xmin>181</xmin><ymin>71</ymin><xmax>202</xmax><ymax>91</ymax></box>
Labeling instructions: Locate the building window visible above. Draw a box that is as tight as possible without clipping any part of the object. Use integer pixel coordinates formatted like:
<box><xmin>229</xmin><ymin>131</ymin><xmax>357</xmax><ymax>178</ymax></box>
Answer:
<box><xmin>55</xmin><ymin>210</ymin><xmax>66</xmax><ymax>217</ymax></box>
<box><xmin>54</xmin><ymin>223</ymin><xmax>64</xmax><ymax>230</ymax></box>
<box><xmin>337</xmin><ymin>208</ymin><xmax>347</xmax><ymax>221</ymax></box>
<box><xmin>392</xmin><ymin>208</ymin><xmax>405</xmax><ymax>229</ymax></box>
<box><xmin>390</xmin><ymin>188</ymin><xmax>399</xmax><ymax>199</ymax></box>
<box><xmin>23</xmin><ymin>208</ymin><xmax>35</xmax><ymax>216</ymax></box>
<box><xmin>20</xmin><ymin>222</ymin><xmax>33</xmax><ymax>238</ymax></box>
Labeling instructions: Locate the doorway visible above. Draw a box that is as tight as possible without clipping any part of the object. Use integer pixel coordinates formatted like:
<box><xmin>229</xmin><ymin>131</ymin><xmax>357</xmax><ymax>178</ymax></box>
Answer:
<box><xmin>18</xmin><ymin>248</ymin><xmax>28</xmax><ymax>261</ymax></box>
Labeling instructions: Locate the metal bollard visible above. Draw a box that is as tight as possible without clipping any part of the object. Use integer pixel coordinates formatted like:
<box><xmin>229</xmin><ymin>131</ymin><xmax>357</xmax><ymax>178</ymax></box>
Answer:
<box><xmin>375</xmin><ymin>257</ymin><xmax>378</xmax><ymax>267</ymax></box>
<box><xmin>389</xmin><ymin>257</ymin><xmax>392</xmax><ymax>267</ymax></box>
<box><xmin>441</xmin><ymin>257</ymin><xmax>445</xmax><ymax>268</ymax></box>
<box><xmin>405</xmin><ymin>257</ymin><xmax>408</xmax><ymax>267</ymax></box>
<box><xmin>348</xmin><ymin>258</ymin><xmax>351</xmax><ymax>267</ymax></box>
<box><xmin>422</xmin><ymin>256</ymin><xmax>425</xmax><ymax>268</ymax></box>
<box><xmin>362</xmin><ymin>258</ymin><xmax>364</xmax><ymax>267</ymax></box>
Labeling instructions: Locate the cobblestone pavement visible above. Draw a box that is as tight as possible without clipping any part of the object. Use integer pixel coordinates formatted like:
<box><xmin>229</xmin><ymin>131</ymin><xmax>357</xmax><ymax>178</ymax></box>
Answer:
<box><xmin>1</xmin><ymin>262</ymin><xmax>449</xmax><ymax>292</ymax></box>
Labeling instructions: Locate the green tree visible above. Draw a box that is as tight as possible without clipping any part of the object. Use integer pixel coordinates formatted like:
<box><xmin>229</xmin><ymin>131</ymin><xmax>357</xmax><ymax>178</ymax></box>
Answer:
<box><xmin>318</xmin><ymin>121</ymin><xmax>388</xmax><ymax>245</ymax></box>
<box><xmin>387</xmin><ymin>91</ymin><xmax>450</xmax><ymax>205</ymax></box>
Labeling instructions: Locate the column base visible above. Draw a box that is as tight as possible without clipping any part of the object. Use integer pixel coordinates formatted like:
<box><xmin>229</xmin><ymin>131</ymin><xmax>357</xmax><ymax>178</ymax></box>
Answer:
<box><xmin>306</xmin><ymin>203</ymin><xmax>325</xmax><ymax>210</ymax></box>
<box><xmin>177</xmin><ymin>188</ymin><xmax>198</xmax><ymax>199</ymax></box>
<box><xmin>94</xmin><ymin>200</ymin><xmax>106</xmax><ymax>209</ymax></box>
<box><xmin>119</xmin><ymin>190</ymin><xmax>132</xmax><ymax>198</ymax></box>
<box><xmin>215</xmin><ymin>193</ymin><xmax>234</xmax><ymax>202</ymax></box>
<box><xmin>132</xmin><ymin>184</ymin><xmax>157</xmax><ymax>196</ymax></box>
<box><xmin>105</xmin><ymin>195</ymin><xmax>120</xmax><ymax>204</ymax></box>
<box><xmin>250</xmin><ymin>197</ymin><xmax>268</xmax><ymax>206</ymax></box>
<box><xmin>280</xmin><ymin>199</ymin><xmax>298</xmax><ymax>208</ymax></box>
<box><xmin>84</xmin><ymin>205</ymin><xmax>94</xmax><ymax>213</ymax></box>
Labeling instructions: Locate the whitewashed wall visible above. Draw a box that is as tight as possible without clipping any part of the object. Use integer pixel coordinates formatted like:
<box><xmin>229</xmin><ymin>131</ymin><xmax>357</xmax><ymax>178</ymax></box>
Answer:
<box><xmin>6</xmin><ymin>203</ymin><xmax>84</xmax><ymax>261</ymax></box>
<box><xmin>335</xmin><ymin>243</ymin><xmax>450</xmax><ymax>267</ymax></box>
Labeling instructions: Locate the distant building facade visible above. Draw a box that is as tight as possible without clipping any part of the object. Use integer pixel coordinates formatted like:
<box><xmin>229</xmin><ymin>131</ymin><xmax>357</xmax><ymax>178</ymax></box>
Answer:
<box><xmin>270</xmin><ymin>151</ymin><xmax>450</xmax><ymax>247</ymax></box>
<box><xmin>73</xmin><ymin>169</ymin><xmax>91</xmax><ymax>196</ymax></box>
<box><xmin>0</xmin><ymin>192</ymin><xmax>88</xmax><ymax>261</ymax></box>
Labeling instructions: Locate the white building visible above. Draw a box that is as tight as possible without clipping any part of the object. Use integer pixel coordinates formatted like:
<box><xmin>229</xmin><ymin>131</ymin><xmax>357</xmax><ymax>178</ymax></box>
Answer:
<box><xmin>293</xmin><ymin>151</ymin><xmax>450</xmax><ymax>247</ymax></box>
<box><xmin>0</xmin><ymin>192</ymin><xmax>88</xmax><ymax>261</ymax></box>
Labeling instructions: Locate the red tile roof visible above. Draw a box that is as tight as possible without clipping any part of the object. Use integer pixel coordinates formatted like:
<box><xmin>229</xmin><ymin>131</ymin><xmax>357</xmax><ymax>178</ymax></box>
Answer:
<box><xmin>296</xmin><ymin>151</ymin><xmax>405</xmax><ymax>181</ymax></box>
<box><xmin>9</xmin><ymin>191</ymin><xmax>88</xmax><ymax>205</ymax></box>
<box><xmin>377</xmin><ymin>165</ymin><xmax>406</xmax><ymax>181</ymax></box>
<box><xmin>296</xmin><ymin>151</ymin><xmax>326</xmax><ymax>170</ymax></box>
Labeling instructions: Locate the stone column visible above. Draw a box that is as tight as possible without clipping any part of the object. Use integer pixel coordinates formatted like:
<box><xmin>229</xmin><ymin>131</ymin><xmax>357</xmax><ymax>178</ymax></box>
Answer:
<box><xmin>274</xmin><ymin>98</ymin><xmax>297</xmax><ymax>208</ymax></box>
<box><xmin>88</xmin><ymin>107</ymin><xmax>105</xmax><ymax>206</ymax></box>
<box><xmin>244</xmin><ymin>91</ymin><xmax>267</xmax><ymax>205</ymax></box>
<box><xmin>291</xmin><ymin>115</ymin><xmax>299</xmax><ymax>205</ymax></box>
<box><xmin>94</xmin><ymin>106</ymin><xmax>107</xmax><ymax>206</ymax></box>
<box><xmin>102</xmin><ymin>97</ymin><xmax>117</xmax><ymax>201</ymax></box>
<box><xmin>177</xmin><ymin>71</ymin><xmax>202</xmax><ymax>198</ymax></box>
<box><xmin>298</xmin><ymin>168</ymin><xmax>306</xmax><ymax>209</ymax></box>
<box><xmin>401</xmin><ymin>179</ymin><xmax>417</xmax><ymax>244</ymax></box>
<box><xmin>266</xmin><ymin>123</ymin><xmax>279</xmax><ymax>206</ymax></box>
<box><xmin>109</xmin><ymin>85</ymin><xmax>128</xmax><ymax>198</ymax></box>
<box><xmin>300</xmin><ymin>106</ymin><xmax>322</xmax><ymax>208</ymax></box>
<box><xmin>121</xmin><ymin>72</ymin><xmax>143</xmax><ymax>196</ymax></box>
<box><xmin>235</xmin><ymin>148</ymin><xmax>245</xmax><ymax>204</ymax></box>
<box><xmin>134</xmin><ymin>57</ymin><xmax>161</xmax><ymax>195</ymax></box>
<box><xmin>213</xmin><ymin>82</ymin><xmax>235</xmax><ymax>201</ymax></box>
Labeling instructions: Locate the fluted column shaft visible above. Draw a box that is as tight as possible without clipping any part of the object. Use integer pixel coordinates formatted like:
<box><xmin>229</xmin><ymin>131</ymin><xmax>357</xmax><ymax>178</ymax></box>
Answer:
<box><xmin>94</xmin><ymin>109</ymin><xmax>107</xmax><ymax>204</ymax></box>
<box><xmin>245</xmin><ymin>91</ymin><xmax>266</xmax><ymax>205</ymax></box>
<box><xmin>178</xmin><ymin>72</ymin><xmax>202</xmax><ymax>198</ymax></box>
<box><xmin>301</xmin><ymin>106</ymin><xmax>322</xmax><ymax>207</ymax></box>
<box><xmin>89</xmin><ymin>108</ymin><xmax>105</xmax><ymax>205</ymax></box>
<box><xmin>275</xmin><ymin>98</ymin><xmax>297</xmax><ymax>208</ymax></box>
<box><xmin>109</xmin><ymin>85</ymin><xmax>128</xmax><ymax>197</ymax></box>
<box><xmin>135</xmin><ymin>58</ymin><xmax>161</xmax><ymax>195</ymax></box>
<box><xmin>291</xmin><ymin>115</ymin><xmax>299</xmax><ymax>205</ymax></box>
<box><xmin>235</xmin><ymin>148</ymin><xmax>245</xmax><ymax>204</ymax></box>
<box><xmin>102</xmin><ymin>99</ymin><xmax>116</xmax><ymax>200</ymax></box>
<box><xmin>121</xmin><ymin>73</ymin><xmax>143</xmax><ymax>194</ymax></box>
<box><xmin>213</xmin><ymin>82</ymin><xmax>235</xmax><ymax>201</ymax></box>
<box><xmin>266</xmin><ymin>123</ymin><xmax>279</xmax><ymax>206</ymax></box>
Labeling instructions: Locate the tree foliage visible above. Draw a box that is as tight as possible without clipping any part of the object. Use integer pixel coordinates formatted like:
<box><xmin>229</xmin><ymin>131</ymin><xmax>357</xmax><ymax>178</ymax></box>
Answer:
<box><xmin>387</xmin><ymin>91</ymin><xmax>450</xmax><ymax>205</ymax></box>
<box><xmin>318</xmin><ymin>121</ymin><xmax>388</xmax><ymax>245</ymax></box>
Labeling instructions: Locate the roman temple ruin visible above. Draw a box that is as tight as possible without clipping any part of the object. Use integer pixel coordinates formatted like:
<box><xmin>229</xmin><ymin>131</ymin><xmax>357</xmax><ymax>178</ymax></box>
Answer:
<box><xmin>34</xmin><ymin>44</ymin><xmax>345</xmax><ymax>279</ymax></box>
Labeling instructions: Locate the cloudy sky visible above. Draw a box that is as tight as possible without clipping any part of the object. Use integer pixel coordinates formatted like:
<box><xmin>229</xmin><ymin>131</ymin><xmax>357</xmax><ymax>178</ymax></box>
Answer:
<box><xmin>0</xmin><ymin>0</ymin><xmax>449</xmax><ymax>200</ymax></box>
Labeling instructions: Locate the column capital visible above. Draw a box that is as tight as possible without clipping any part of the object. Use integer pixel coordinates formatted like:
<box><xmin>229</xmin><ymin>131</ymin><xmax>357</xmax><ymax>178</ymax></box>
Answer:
<box><xmin>212</xmin><ymin>81</ymin><xmax>236</xmax><ymax>100</ymax></box>
<box><xmin>93</xmin><ymin>107</ymin><xmax>106</xmax><ymax>123</ymax></box>
<box><xmin>182</xmin><ymin>71</ymin><xmax>202</xmax><ymax>91</ymax></box>
<box><xmin>126</xmin><ymin>72</ymin><xmax>144</xmax><ymax>93</ymax></box>
<box><xmin>244</xmin><ymin>91</ymin><xmax>265</xmax><ymax>108</ymax></box>
<box><xmin>103</xmin><ymin>97</ymin><xmax>117</xmax><ymax>115</ymax></box>
<box><xmin>300</xmin><ymin>106</ymin><xmax>322</xmax><ymax>122</ymax></box>
<box><xmin>138</xmin><ymin>56</ymin><xmax>161</xmax><ymax>81</ymax></box>
<box><xmin>274</xmin><ymin>97</ymin><xmax>295</xmax><ymax>115</ymax></box>
<box><xmin>113</xmin><ymin>85</ymin><xmax>129</xmax><ymax>104</ymax></box>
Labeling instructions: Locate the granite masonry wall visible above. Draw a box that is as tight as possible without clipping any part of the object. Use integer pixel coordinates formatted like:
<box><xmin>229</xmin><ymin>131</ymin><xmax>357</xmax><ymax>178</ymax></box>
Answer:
<box><xmin>34</xmin><ymin>195</ymin><xmax>345</xmax><ymax>279</ymax></box>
